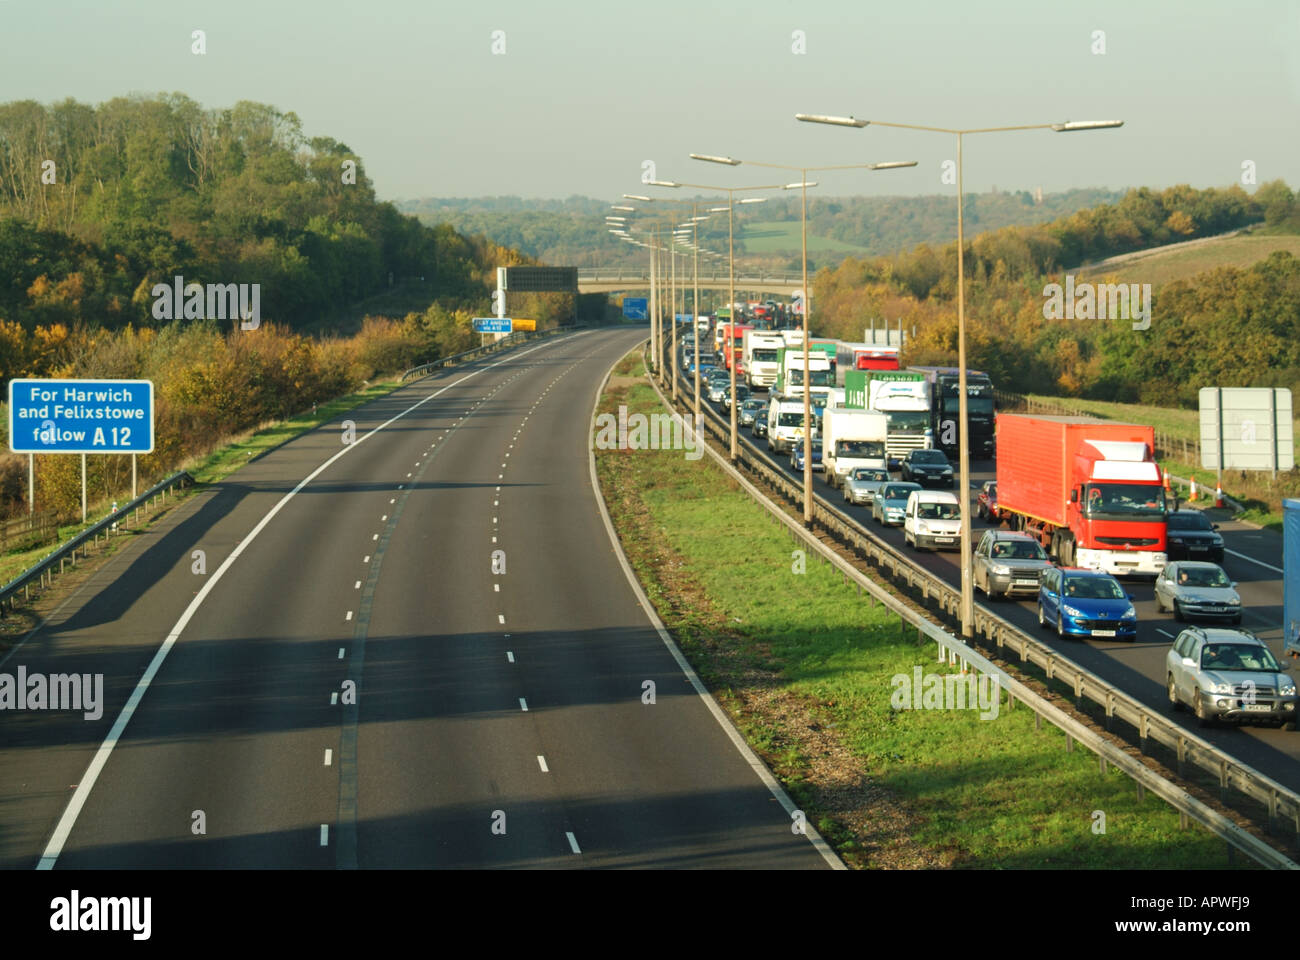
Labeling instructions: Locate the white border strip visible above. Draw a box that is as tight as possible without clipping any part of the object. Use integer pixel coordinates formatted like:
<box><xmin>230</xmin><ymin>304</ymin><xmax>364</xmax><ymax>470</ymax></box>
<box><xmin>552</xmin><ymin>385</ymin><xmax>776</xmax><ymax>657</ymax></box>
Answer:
<box><xmin>587</xmin><ymin>343</ymin><xmax>844</xmax><ymax>870</ymax></box>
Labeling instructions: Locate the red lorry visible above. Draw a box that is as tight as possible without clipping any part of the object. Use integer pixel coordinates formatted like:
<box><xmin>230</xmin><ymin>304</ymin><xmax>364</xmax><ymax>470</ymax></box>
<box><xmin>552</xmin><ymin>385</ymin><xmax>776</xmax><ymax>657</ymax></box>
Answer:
<box><xmin>721</xmin><ymin>322</ymin><xmax>752</xmax><ymax>374</ymax></box>
<box><xmin>995</xmin><ymin>414</ymin><xmax>1168</xmax><ymax>576</ymax></box>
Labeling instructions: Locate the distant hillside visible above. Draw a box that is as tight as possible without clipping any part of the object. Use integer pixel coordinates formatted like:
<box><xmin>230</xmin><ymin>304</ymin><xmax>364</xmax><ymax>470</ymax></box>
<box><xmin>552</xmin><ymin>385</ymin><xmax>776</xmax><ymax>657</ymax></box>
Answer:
<box><xmin>397</xmin><ymin>189</ymin><xmax>1125</xmax><ymax>268</ymax></box>
<box><xmin>1076</xmin><ymin>228</ymin><xmax>1300</xmax><ymax>289</ymax></box>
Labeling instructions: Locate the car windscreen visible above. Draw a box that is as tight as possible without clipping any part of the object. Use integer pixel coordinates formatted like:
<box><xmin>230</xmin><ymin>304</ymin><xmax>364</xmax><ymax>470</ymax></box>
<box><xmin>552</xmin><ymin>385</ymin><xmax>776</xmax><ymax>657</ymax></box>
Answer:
<box><xmin>1176</xmin><ymin>566</ymin><xmax>1231</xmax><ymax>587</ymax></box>
<box><xmin>838</xmin><ymin>440</ymin><xmax>885</xmax><ymax>457</ymax></box>
<box><xmin>910</xmin><ymin>451</ymin><xmax>948</xmax><ymax>464</ymax></box>
<box><xmin>1168</xmin><ymin>513</ymin><xmax>1213</xmax><ymax>531</ymax></box>
<box><xmin>918</xmin><ymin>502</ymin><xmax>959</xmax><ymax>519</ymax></box>
<box><xmin>1062</xmin><ymin>576</ymin><xmax>1126</xmax><ymax>600</ymax></box>
<box><xmin>752</xmin><ymin>349</ymin><xmax>779</xmax><ymax>362</ymax></box>
<box><xmin>852</xmin><ymin>469</ymin><xmax>889</xmax><ymax>482</ymax></box>
<box><xmin>1200</xmin><ymin>643</ymin><xmax>1280</xmax><ymax>672</ymax></box>
<box><xmin>777</xmin><ymin>413</ymin><xmax>808</xmax><ymax>427</ymax></box>
<box><xmin>991</xmin><ymin>541</ymin><xmax>1045</xmax><ymax>560</ymax></box>
<box><xmin>883</xmin><ymin>485</ymin><xmax>919</xmax><ymax>501</ymax></box>
<box><xmin>1083</xmin><ymin>483</ymin><xmax>1166</xmax><ymax>519</ymax></box>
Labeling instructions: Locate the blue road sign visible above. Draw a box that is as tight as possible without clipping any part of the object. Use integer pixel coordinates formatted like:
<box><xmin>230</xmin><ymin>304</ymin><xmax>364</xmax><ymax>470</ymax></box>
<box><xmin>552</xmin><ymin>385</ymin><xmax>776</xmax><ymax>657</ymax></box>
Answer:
<box><xmin>9</xmin><ymin>379</ymin><xmax>155</xmax><ymax>454</ymax></box>
<box><xmin>675</xmin><ymin>314</ymin><xmax>694</xmax><ymax>323</ymax></box>
<box><xmin>473</xmin><ymin>317</ymin><xmax>513</xmax><ymax>333</ymax></box>
<box><xmin>622</xmin><ymin>297</ymin><xmax>648</xmax><ymax>320</ymax></box>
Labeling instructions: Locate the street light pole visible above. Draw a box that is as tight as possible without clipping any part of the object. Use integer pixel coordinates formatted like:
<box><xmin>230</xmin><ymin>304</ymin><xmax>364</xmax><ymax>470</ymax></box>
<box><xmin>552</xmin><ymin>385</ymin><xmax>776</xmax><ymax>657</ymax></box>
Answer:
<box><xmin>795</xmin><ymin>112</ymin><xmax>1122</xmax><ymax>636</ymax></box>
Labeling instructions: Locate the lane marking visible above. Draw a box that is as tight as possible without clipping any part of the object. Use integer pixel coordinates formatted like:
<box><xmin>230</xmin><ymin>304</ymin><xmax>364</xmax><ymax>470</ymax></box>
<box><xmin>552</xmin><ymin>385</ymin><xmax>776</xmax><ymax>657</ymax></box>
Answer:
<box><xmin>324</xmin><ymin>749</ymin><xmax>333</xmax><ymax>766</ymax></box>
<box><xmin>331</xmin><ymin>691</ymin><xmax>339</xmax><ymax>705</ymax></box>
<box><xmin>507</xmin><ymin>651</ymin><xmax>514</xmax><ymax>663</ymax></box>
<box><xmin>498</xmin><ymin>614</ymin><xmax>505</xmax><ymax>624</ymax></box>
<box><xmin>1156</xmin><ymin>628</ymin><xmax>1174</xmax><ymax>638</ymax></box>
<box><xmin>345</xmin><ymin>611</ymin><xmax>353</xmax><ymax>621</ymax></box>
<box><xmin>1225</xmin><ymin>548</ymin><xmax>1282</xmax><ymax>574</ymax></box>
<box><xmin>354</xmin><ymin>581</ymin><xmax>361</xmax><ymax>589</ymax></box>
<box><xmin>537</xmin><ymin>755</ymin><xmax>549</xmax><ymax>772</ymax></box>
<box><xmin>363</xmin><ymin>556</ymin><xmax>370</xmax><ymax>563</ymax></box>
<box><xmin>33</xmin><ymin>337</ymin><xmax>570</xmax><ymax>870</ymax></box>
<box><xmin>566</xmin><ymin>832</ymin><xmax>581</xmax><ymax>854</ymax></box>
<box><xmin>338</xmin><ymin>647</ymin><xmax>345</xmax><ymax>659</ymax></box>
<box><xmin>494</xmin><ymin>584</ymin><xmax>500</xmax><ymax>592</ymax></box>
<box><xmin>519</xmin><ymin>698</ymin><xmax>528</xmax><ymax>712</ymax></box>
<box><xmin>321</xmin><ymin>825</ymin><xmax>329</xmax><ymax>847</ymax></box>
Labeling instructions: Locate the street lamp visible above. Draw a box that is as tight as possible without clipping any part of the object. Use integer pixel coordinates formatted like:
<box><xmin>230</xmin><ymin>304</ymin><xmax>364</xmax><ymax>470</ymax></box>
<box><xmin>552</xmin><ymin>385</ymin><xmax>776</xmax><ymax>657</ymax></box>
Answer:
<box><xmin>796</xmin><ymin>111</ymin><xmax>1122</xmax><ymax>637</ymax></box>
<box><xmin>650</xmin><ymin>178</ymin><xmax>787</xmax><ymax>458</ymax></box>
<box><xmin>692</xmin><ymin>152</ymin><xmax>917</xmax><ymax>522</ymax></box>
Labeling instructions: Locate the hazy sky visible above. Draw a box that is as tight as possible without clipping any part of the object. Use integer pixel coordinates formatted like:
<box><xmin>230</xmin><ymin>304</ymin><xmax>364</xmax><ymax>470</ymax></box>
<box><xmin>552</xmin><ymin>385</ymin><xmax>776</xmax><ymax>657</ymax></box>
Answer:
<box><xmin>2</xmin><ymin>0</ymin><xmax>1297</xmax><ymax>202</ymax></box>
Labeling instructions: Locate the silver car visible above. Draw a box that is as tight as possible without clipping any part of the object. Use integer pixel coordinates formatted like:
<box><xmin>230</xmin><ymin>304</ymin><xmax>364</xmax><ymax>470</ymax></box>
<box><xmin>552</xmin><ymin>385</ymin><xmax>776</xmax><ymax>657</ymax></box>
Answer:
<box><xmin>1154</xmin><ymin>561</ymin><xmax>1242</xmax><ymax>624</ymax></box>
<box><xmin>871</xmin><ymin>482</ymin><xmax>922</xmax><ymax>526</ymax></box>
<box><xmin>1166</xmin><ymin>627</ymin><xmax>1297</xmax><ymax>728</ymax></box>
<box><xmin>843</xmin><ymin>467</ymin><xmax>890</xmax><ymax>506</ymax></box>
<box><xmin>739</xmin><ymin>398</ymin><xmax>765</xmax><ymax>427</ymax></box>
<box><xmin>973</xmin><ymin>530</ymin><xmax>1052</xmax><ymax>599</ymax></box>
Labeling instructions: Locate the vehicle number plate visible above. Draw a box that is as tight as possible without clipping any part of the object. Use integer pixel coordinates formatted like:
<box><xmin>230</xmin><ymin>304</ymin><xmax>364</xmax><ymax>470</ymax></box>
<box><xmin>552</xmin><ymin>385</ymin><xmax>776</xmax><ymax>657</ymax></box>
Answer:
<box><xmin>1245</xmin><ymin>704</ymin><xmax>1271</xmax><ymax>712</ymax></box>
<box><xmin>1013</xmin><ymin>579</ymin><xmax>1039</xmax><ymax>586</ymax></box>
<box><xmin>1190</xmin><ymin>546</ymin><xmax>1208</xmax><ymax>551</ymax></box>
<box><xmin>935</xmin><ymin>537</ymin><xmax>954</xmax><ymax>543</ymax></box>
<box><xmin>1091</xmin><ymin>629</ymin><xmax>1117</xmax><ymax>637</ymax></box>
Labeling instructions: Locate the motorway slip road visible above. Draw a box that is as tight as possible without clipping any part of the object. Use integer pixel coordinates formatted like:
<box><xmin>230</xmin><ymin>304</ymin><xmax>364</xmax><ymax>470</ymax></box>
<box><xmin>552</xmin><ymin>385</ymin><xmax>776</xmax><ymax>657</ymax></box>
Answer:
<box><xmin>0</xmin><ymin>327</ymin><xmax>830</xmax><ymax>869</ymax></box>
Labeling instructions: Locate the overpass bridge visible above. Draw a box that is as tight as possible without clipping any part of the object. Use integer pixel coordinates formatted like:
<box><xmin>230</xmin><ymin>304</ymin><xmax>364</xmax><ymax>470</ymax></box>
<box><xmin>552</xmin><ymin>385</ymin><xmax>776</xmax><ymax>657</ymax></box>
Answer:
<box><xmin>578</xmin><ymin>267</ymin><xmax>804</xmax><ymax>295</ymax></box>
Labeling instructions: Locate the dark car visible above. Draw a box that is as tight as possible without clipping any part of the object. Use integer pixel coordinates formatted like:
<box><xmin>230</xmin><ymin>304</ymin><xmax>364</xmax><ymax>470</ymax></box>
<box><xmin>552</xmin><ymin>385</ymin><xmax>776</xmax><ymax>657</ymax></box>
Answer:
<box><xmin>791</xmin><ymin>439</ymin><xmax>824</xmax><ymax>472</ymax></box>
<box><xmin>976</xmin><ymin>480</ymin><xmax>999</xmax><ymax>522</ymax></box>
<box><xmin>1165</xmin><ymin>509</ymin><xmax>1225</xmax><ymax>563</ymax></box>
<box><xmin>751</xmin><ymin>409</ymin><xmax>769</xmax><ymax>438</ymax></box>
<box><xmin>901</xmin><ymin>449</ymin><xmax>956</xmax><ymax>488</ymax></box>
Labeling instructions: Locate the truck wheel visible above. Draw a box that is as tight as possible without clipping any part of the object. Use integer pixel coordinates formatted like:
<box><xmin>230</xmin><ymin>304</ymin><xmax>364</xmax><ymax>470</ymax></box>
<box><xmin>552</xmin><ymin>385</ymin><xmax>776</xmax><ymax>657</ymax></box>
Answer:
<box><xmin>1168</xmin><ymin>675</ymin><xmax>1183</xmax><ymax>711</ymax></box>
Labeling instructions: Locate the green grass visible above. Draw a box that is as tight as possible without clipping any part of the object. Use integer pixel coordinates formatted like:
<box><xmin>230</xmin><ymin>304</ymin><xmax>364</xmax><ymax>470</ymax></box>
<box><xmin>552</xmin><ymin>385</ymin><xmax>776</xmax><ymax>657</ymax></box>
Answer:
<box><xmin>1077</xmin><ymin>232</ymin><xmax>1300</xmax><ymax>289</ymax></box>
<box><xmin>597</xmin><ymin>357</ymin><xmax>1249</xmax><ymax>868</ymax></box>
<box><xmin>739</xmin><ymin>220</ymin><xmax>875</xmax><ymax>255</ymax></box>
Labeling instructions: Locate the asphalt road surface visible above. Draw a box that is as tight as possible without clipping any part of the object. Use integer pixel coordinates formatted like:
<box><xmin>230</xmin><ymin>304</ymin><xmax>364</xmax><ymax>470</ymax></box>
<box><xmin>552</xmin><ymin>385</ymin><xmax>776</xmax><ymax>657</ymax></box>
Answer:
<box><xmin>0</xmin><ymin>327</ymin><xmax>830</xmax><ymax>869</ymax></box>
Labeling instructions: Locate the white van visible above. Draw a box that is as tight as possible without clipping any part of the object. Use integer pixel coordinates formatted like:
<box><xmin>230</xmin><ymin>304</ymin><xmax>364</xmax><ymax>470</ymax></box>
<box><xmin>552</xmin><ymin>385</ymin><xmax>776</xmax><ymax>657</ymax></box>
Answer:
<box><xmin>903</xmin><ymin>490</ymin><xmax>962</xmax><ymax>551</ymax></box>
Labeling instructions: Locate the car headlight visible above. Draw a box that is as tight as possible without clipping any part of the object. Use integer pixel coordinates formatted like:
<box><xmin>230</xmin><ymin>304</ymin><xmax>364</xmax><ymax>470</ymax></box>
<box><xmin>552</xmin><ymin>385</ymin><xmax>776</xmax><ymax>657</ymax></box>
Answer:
<box><xmin>989</xmin><ymin>563</ymin><xmax>1010</xmax><ymax>576</ymax></box>
<box><xmin>1228</xmin><ymin>597</ymin><xmax>1241</xmax><ymax>606</ymax></box>
<box><xmin>916</xmin><ymin>522</ymin><xmax>929</xmax><ymax>533</ymax></box>
<box><xmin>1168</xmin><ymin>537</ymin><xmax>1184</xmax><ymax>544</ymax></box>
<box><xmin>1209</xmin><ymin>681</ymin><xmax>1233</xmax><ymax>695</ymax></box>
<box><xmin>1211</xmin><ymin>536</ymin><xmax>1224</xmax><ymax>546</ymax></box>
<box><xmin>1280</xmin><ymin>681</ymin><xmax>1298</xmax><ymax>696</ymax></box>
<box><xmin>942</xmin><ymin>468</ymin><xmax>952</xmax><ymax>475</ymax></box>
<box><xmin>1122</xmin><ymin>605</ymin><xmax>1137</xmax><ymax>620</ymax></box>
<box><xmin>1062</xmin><ymin>604</ymin><xmax>1086</xmax><ymax>618</ymax></box>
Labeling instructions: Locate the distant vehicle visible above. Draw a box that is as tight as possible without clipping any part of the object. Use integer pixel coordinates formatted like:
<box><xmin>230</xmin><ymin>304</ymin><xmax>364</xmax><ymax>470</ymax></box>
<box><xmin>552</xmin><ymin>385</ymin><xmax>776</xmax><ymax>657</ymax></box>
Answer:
<box><xmin>774</xmin><ymin>348</ymin><xmax>833</xmax><ymax>405</ymax></box>
<box><xmin>739</xmin><ymin>397</ymin><xmax>765</xmax><ymax>426</ymax></box>
<box><xmin>872</xmin><ymin>481</ymin><xmax>922</xmax><ymax>526</ymax></box>
<box><xmin>844</xmin><ymin>370</ymin><xmax>933</xmax><ymax>468</ymax></box>
<box><xmin>900</xmin><ymin>449</ymin><xmax>955</xmax><ymax>488</ymax></box>
<box><xmin>903</xmin><ymin>489</ymin><xmax>962</xmax><ymax>551</ymax></box>
<box><xmin>910</xmin><ymin>366</ymin><xmax>997</xmax><ymax>459</ymax></box>
<box><xmin>1165</xmin><ymin>510</ymin><xmax>1225</xmax><ymax>563</ymax></box>
<box><xmin>821</xmin><ymin>406</ymin><xmax>888</xmax><ymax>489</ymax></box>
<box><xmin>1167</xmin><ymin>626</ymin><xmax>1297</xmax><ymax>728</ymax></box>
<box><xmin>836</xmin><ymin>342</ymin><xmax>900</xmax><ymax>374</ymax></box>
<box><xmin>843</xmin><ymin>467</ymin><xmax>890</xmax><ymax>506</ymax></box>
<box><xmin>767</xmin><ymin>398</ymin><xmax>813</xmax><ymax>454</ymax></box>
<box><xmin>1037</xmin><ymin>567</ymin><xmax>1137</xmax><ymax>641</ymax></box>
<box><xmin>973</xmin><ymin>530</ymin><xmax>1052</xmax><ymax>599</ymax></box>
<box><xmin>744</xmin><ymin>331</ymin><xmax>787</xmax><ymax>390</ymax></box>
<box><xmin>721</xmin><ymin>383</ymin><xmax>751</xmax><ymax>410</ymax></box>
<box><xmin>707</xmin><ymin>379</ymin><xmax>729</xmax><ymax>403</ymax></box>
<box><xmin>751</xmin><ymin>409</ymin><xmax>769</xmax><ymax>439</ymax></box>
<box><xmin>791</xmin><ymin>439</ymin><xmax>824</xmax><ymax>473</ymax></box>
<box><xmin>976</xmin><ymin>480</ymin><xmax>1000</xmax><ymax>522</ymax></box>
<box><xmin>1155</xmin><ymin>562</ymin><xmax>1242</xmax><ymax>624</ymax></box>
<box><xmin>997</xmin><ymin>414</ymin><xmax>1167</xmax><ymax>576</ymax></box>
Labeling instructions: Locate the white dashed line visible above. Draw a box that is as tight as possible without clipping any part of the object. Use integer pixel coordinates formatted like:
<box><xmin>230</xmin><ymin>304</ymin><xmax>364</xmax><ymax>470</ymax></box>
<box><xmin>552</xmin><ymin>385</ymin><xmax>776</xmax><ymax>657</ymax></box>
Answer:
<box><xmin>324</xmin><ymin>749</ymin><xmax>333</xmax><ymax>766</ymax></box>
<box><xmin>537</xmin><ymin>756</ymin><xmax>549</xmax><ymax>772</ymax></box>
<box><xmin>354</xmin><ymin>581</ymin><xmax>361</xmax><ymax>589</ymax></box>
<box><xmin>345</xmin><ymin>611</ymin><xmax>353</xmax><ymax>621</ymax></box>
<box><xmin>363</xmin><ymin>556</ymin><xmax>370</xmax><ymax>563</ymax></box>
<box><xmin>1156</xmin><ymin>628</ymin><xmax>1174</xmax><ymax>638</ymax></box>
<box><xmin>566</xmin><ymin>832</ymin><xmax>581</xmax><ymax>854</ymax></box>
<box><xmin>321</xmin><ymin>825</ymin><xmax>329</xmax><ymax>846</ymax></box>
<box><xmin>1225</xmin><ymin>548</ymin><xmax>1283</xmax><ymax>574</ymax></box>
<box><xmin>498</xmin><ymin>614</ymin><xmax>505</xmax><ymax>624</ymax></box>
<box><xmin>338</xmin><ymin>648</ymin><xmax>345</xmax><ymax>659</ymax></box>
<box><xmin>494</xmin><ymin>583</ymin><xmax>500</xmax><ymax>592</ymax></box>
<box><xmin>507</xmin><ymin>651</ymin><xmax>514</xmax><ymax>663</ymax></box>
<box><xmin>519</xmin><ymin>698</ymin><xmax>528</xmax><ymax>712</ymax></box>
<box><xmin>372</xmin><ymin>534</ymin><xmax>379</xmax><ymax>541</ymax></box>
<box><xmin>331</xmin><ymin>691</ymin><xmax>339</xmax><ymax>705</ymax></box>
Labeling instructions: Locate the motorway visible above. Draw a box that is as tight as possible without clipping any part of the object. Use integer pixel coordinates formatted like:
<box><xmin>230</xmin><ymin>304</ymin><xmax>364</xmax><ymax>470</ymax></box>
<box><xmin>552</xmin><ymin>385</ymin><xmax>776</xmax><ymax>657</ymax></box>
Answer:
<box><xmin>0</xmin><ymin>326</ymin><xmax>830</xmax><ymax>869</ymax></box>
<box><xmin>684</xmin><ymin>362</ymin><xmax>1300</xmax><ymax>796</ymax></box>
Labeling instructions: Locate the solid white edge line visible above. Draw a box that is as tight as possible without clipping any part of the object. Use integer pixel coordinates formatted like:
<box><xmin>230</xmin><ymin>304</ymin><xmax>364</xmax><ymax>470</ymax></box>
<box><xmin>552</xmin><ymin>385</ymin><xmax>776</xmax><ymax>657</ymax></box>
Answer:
<box><xmin>586</xmin><ymin>342</ymin><xmax>844</xmax><ymax>871</ymax></box>
<box><xmin>34</xmin><ymin>335</ymin><xmax>577</xmax><ymax>870</ymax></box>
<box><xmin>1225</xmin><ymin>548</ymin><xmax>1283</xmax><ymax>574</ymax></box>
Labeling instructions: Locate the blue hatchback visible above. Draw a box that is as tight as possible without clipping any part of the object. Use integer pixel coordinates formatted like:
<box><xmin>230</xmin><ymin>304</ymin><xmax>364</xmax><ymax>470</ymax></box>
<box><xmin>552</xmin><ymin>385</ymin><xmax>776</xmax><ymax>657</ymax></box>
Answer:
<box><xmin>1037</xmin><ymin>567</ymin><xmax>1137</xmax><ymax>640</ymax></box>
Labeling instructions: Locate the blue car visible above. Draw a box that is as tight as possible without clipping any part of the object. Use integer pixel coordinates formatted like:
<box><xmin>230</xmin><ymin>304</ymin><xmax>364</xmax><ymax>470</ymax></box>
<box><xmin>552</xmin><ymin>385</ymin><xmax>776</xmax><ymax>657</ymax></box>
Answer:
<box><xmin>791</xmin><ymin>439</ymin><xmax>824</xmax><ymax>472</ymax></box>
<box><xmin>1037</xmin><ymin>567</ymin><xmax>1137</xmax><ymax>641</ymax></box>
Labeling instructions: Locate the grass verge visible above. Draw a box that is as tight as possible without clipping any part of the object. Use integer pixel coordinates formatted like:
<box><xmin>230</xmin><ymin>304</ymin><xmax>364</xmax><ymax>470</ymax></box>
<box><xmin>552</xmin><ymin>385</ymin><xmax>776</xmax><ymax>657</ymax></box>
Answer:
<box><xmin>597</xmin><ymin>349</ymin><xmax>1249</xmax><ymax>869</ymax></box>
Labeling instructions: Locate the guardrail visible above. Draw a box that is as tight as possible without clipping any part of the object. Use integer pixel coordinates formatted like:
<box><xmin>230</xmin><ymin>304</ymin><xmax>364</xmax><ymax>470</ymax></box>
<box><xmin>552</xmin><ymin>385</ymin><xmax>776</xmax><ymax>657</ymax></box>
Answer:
<box><xmin>401</xmin><ymin>325</ymin><xmax>574</xmax><ymax>383</ymax></box>
<box><xmin>652</xmin><ymin>335</ymin><xmax>1300</xmax><ymax>867</ymax></box>
<box><xmin>0</xmin><ymin>470</ymin><xmax>195</xmax><ymax>615</ymax></box>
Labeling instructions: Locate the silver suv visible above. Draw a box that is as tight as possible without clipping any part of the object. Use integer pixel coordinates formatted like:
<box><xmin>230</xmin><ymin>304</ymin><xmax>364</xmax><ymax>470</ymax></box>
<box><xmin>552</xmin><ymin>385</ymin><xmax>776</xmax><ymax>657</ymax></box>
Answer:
<box><xmin>973</xmin><ymin>530</ymin><xmax>1052</xmax><ymax>599</ymax></box>
<box><xmin>1166</xmin><ymin>627</ymin><xmax>1297</xmax><ymax>728</ymax></box>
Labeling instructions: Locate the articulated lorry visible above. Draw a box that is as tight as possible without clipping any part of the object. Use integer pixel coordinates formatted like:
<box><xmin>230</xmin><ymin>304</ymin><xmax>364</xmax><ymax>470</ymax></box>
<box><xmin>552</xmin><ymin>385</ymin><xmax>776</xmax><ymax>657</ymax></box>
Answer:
<box><xmin>822</xmin><ymin>406</ymin><xmax>888</xmax><ymax>488</ymax></box>
<box><xmin>836</xmin><ymin>342</ymin><xmax>900</xmax><ymax>378</ymax></box>
<box><xmin>743</xmin><ymin>330</ymin><xmax>786</xmax><ymax>389</ymax></box>
<box><xmin>1286</xmin><ymin>500</ymin><xmax>1300</xmax><ymax>657</ymax></box>
<box><xmin>719</xmin><ymin>322</ymin><xmax>752</xmax><ymax>374</ymax></box>
<box><xmin>774</xmin><ymin>348</ymin><xmax>833</xmax><ymax>404</ymax></box>
<box><xmin>995</xmin><ymin>414</ymin><xmax>1167</xmax><ymax>576</ymax></box>
<box><xmin>845</xmin><ymin>370</ymin><xmax>933</xmax><ymax>469</ymax></box>
<box><xmin>910</xmin><ymin>366</ymin><xmax>997</xmax><ymax>459</ymax></box>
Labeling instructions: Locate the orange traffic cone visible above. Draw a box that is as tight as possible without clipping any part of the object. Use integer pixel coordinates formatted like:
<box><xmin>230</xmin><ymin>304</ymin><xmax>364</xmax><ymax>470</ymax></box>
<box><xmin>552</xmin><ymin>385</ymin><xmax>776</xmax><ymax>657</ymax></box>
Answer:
<box><xmin>1162</xmin><ymin>469</ymin><xmax>1171</xmax><ymax>493</ymax></box>
<box><xmin>1189</xmin><ymin>478</ymin><xmax>1198</xmax><ymax>502</ymax></box>
<box><xmin>1215</xmin><ymin>483</ymin><xmax>1224</xmax><ymax>508</ymax></box>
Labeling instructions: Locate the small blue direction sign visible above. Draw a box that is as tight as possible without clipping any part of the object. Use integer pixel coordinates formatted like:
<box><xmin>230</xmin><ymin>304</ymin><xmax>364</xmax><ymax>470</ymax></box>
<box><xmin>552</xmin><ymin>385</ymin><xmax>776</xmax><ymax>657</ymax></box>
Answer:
<box><xmin>622</xmin><ymin>297</ymin><xmax>648</xmax><ymax>320</ymax></box>
<box><xmin>473</xmin><ymin>317</ymin><xmax>513</xmax><ymax>333</ymax></box>
<box><xmin>9</xmin><ymin>379</ymin><xmax>155</xmax><ymax>453</ymax></box>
